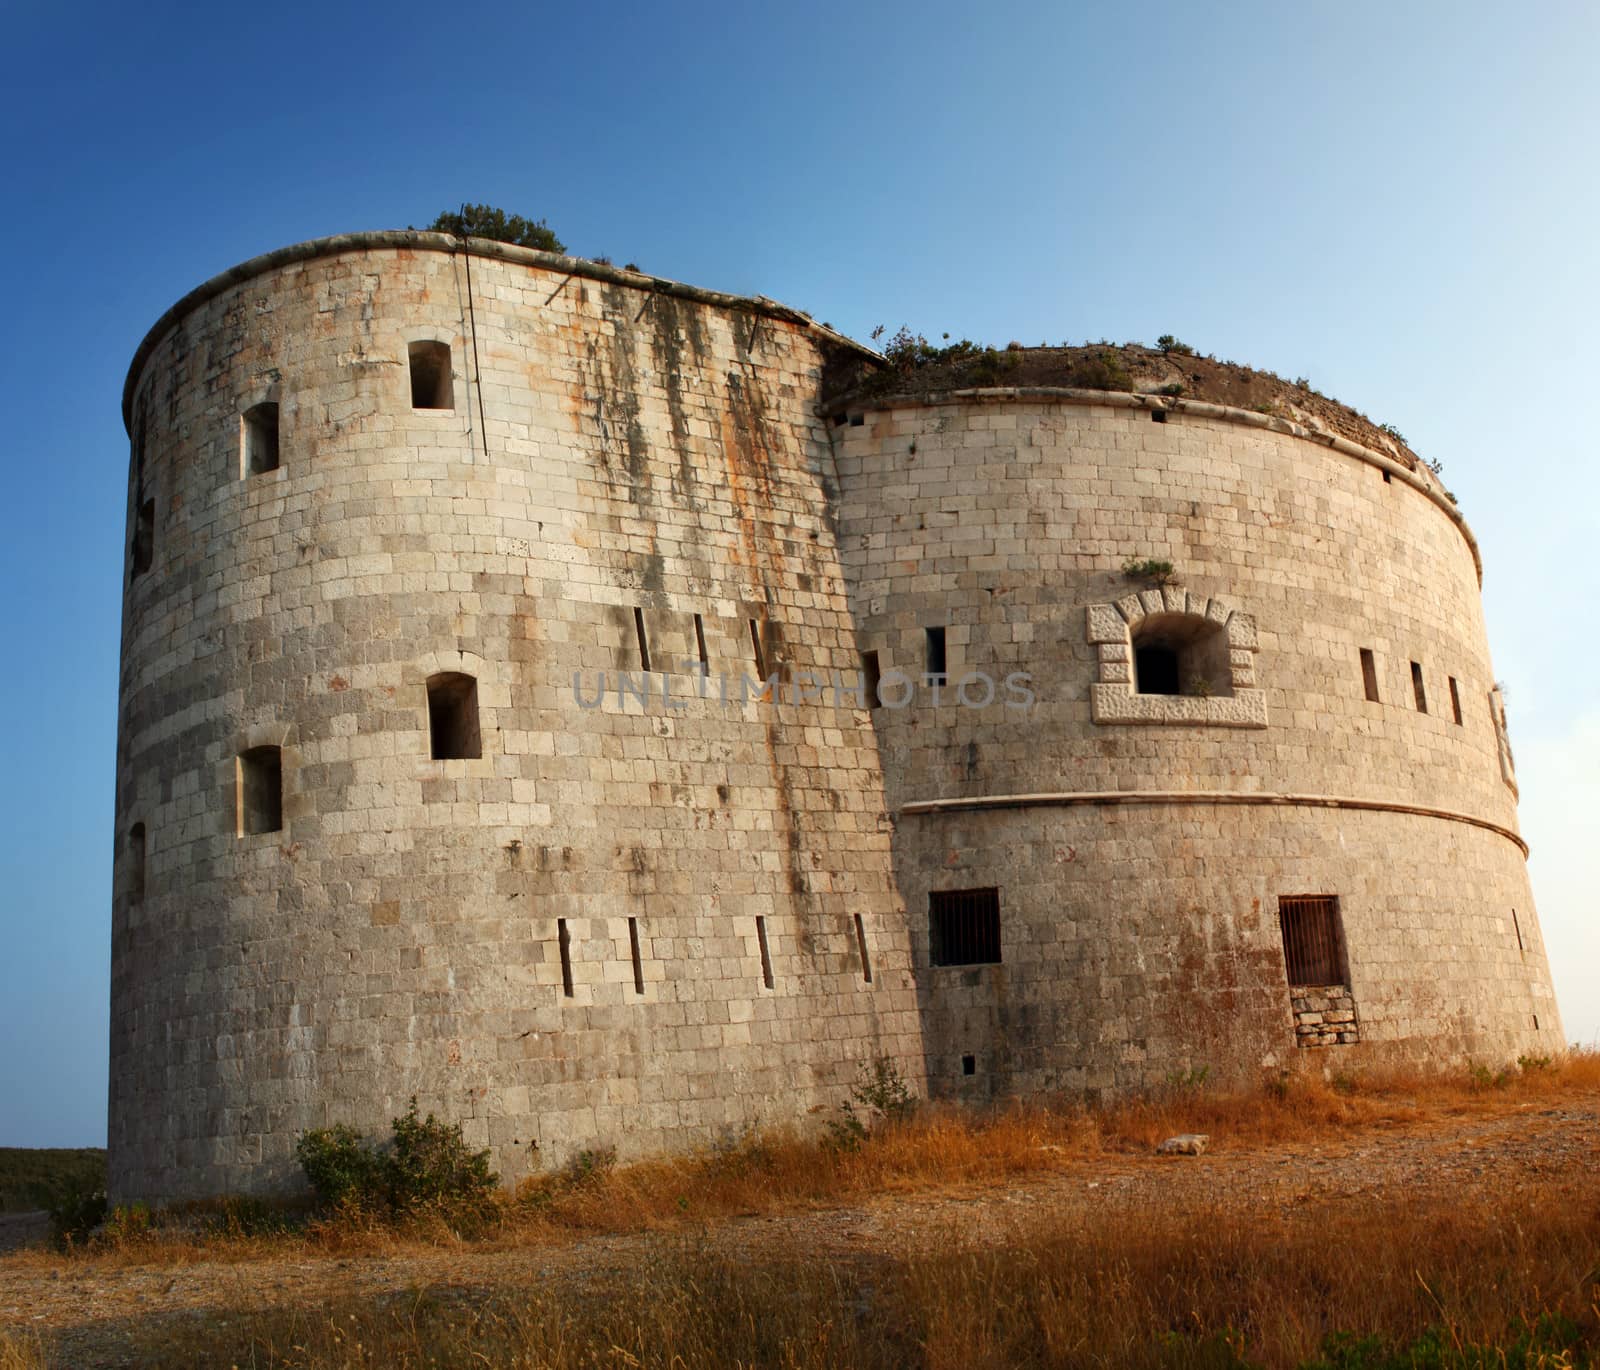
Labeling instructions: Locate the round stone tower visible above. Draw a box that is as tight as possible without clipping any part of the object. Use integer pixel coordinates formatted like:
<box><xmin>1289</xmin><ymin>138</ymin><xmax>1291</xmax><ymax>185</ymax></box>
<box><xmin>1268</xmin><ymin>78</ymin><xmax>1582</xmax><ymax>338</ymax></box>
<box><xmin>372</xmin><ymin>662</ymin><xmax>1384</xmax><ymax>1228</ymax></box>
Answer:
<box><xmin>114</xmin><ymin>238</ymin><xmax>1563</xmax><ymax>1202</ymax></box>
<box><xmin>826</xmin><ymin>355</ymin><xmax>1563</xmax><ymax>1099</ymax></box>
<box><xmin>112</xmin><ymin>233</ymin><xmax>923</xmax><ymax>1203</ymax></box>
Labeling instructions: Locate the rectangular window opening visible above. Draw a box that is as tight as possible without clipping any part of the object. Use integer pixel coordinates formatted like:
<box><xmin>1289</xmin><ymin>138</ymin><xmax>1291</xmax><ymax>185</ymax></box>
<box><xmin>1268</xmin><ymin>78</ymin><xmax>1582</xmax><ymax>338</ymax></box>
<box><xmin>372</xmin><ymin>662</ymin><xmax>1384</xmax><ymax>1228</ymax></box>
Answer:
<box><xmin>854</xmin><ymin>913</ymin><xmax>873</xmax><ymax>984</ymax></box>
<box><xmin>1411</xmin><ymin>661</ymin><xmax>1428</xmax><ymax>714</ymax></box>
<box><xmin>1382</xmin><ymin>468</ymin><xmax>1392</xmax><ymax>484</ymax></box>
<box><xmin>756</xmin><ymin>915</ymin><xmax>774</xmax><ymax>990</ymax></box>
<box><xmin>558</xmin><ymin>919</ymin><xmax>574</xmax><ymax>997</ymax></box>
<box><xmin>1360</xmin><ymin>648</ymin><xmax>1380</xmax><ymax>703</ymax></box>
<box><xmin>633</xmin><ymin>606</ymin><xmax>652</xmax><ymax>672</ymax></box>
<box><xmin>1150</xmin><ymin>409</ymin><xmax>1167</xmax><ymax>423</ymax></box>
<box><xmin>1278</xmin><ymin>895</ymin><xmax>1346</xmax><ymax>987</ymax></box>
<box><xmin>1511</xmin><ymin>907</ymin><xmax>1524</xmax><ymax>953</ymax></box>
<box><xmin>237</xmin><ymin>746</ymin><xmax>283</xmax><ymax>837</ymax></box>
<box><xmin>961</xmin><ymin>1053</ymin><xmax>977</xmax><ymax>1076</ymax></box>
<box><xmin>427</xmin><ymin>672</ymin><xmax>481</xmax><ymax>760</ymax></box>
<box><xmin>627</xmin><ymin>916</ymin><xmax>645</xmax><ymax>996</ymax></box>
<box><xmin>408</xmin><ymin>340</ymin><xmax>454</xmax><ymax>410</ymax></box>
<box><xmin>860</xmin><ymin>650</ymin><xmax>882</xmax><ymax>710</ymax></box>
<box><xmin>848</xmin><ymin>413</ymin><xmax>864</xmax><ymax>427</ymax></box>
<box><xmin>1449</xmin><ymin>676</ymin><xmax>1463</xmax><ymax>725</ymax></box>
<box><xmin>128</xmin><ymin>822</ymin><xmax>146</xmax><ymax>904</ymax></box>
<box><xmin>929</xmin><ymin>887</ymin><xmax>1001</xmax><ymax>967</ymax></box>
<box><xmin>925</xmin><ymin>626</ymin><xmax>947</xmax><ymax>682</ymax></box>
<box><xmin>749</xmin><ymin>618</ymin><xmax>768</xmax><ymax>681</ymax></box>
<box><xmin>131</xmin><ymin>498</ymin><xmax>155</xmax><ymax>578</ymax></box>
<box><xmin>693</xmin><ymin>612</ymin><xmax>709</xmax><ymax>669</ymax></box>
<box><xmin>241</xmin><ymin>401</ymin><xmax>280</xmax><ymax>477</ymax></box>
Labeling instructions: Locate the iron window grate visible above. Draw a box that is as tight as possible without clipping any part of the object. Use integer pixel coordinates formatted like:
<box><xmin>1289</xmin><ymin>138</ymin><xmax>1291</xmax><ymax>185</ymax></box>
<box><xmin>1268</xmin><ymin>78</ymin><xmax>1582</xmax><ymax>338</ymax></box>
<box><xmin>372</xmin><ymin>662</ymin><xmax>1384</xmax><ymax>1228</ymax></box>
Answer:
<box><xmin>930</xmin><ymin>888</ymin><xmax>1001</xmax><ymax>966</ymax></box>
<box><xmin>1278</xmin><ymin>895</ymin><xmax>1345</xmax><ymax>987</ymax></box>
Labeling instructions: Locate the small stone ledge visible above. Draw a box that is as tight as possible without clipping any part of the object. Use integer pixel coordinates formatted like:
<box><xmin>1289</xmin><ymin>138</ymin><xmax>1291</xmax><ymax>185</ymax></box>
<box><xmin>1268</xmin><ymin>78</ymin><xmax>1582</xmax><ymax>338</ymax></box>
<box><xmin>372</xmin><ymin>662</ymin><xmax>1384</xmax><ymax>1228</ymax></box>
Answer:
<box><xmin>1090</xmin><ymin>683</ymin><xmax>1268</xmax><ymax>728</ymax></box>
<box><xmin>1291</xmin><ymin>985</ymin><xmax>1361</xmax><ymax>1047</ymax></box>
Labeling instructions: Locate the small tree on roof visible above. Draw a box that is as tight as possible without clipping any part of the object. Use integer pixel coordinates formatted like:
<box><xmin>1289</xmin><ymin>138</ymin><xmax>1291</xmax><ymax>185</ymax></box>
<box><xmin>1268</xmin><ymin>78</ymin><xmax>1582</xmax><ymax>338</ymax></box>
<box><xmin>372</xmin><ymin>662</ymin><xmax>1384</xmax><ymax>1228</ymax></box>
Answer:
<box><xmin>424</xmin><ymin>205</ymin><xmax>564</xmax><ymax>253</ymax></box>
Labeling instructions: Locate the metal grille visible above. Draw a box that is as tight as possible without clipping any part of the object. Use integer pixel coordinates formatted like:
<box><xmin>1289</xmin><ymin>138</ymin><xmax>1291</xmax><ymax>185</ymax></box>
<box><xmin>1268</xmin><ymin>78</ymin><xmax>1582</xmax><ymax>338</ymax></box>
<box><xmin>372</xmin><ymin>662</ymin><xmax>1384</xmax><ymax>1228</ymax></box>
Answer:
<box><xmin>1278</xmin><ymin>895</ymin><xmax>1344</xmax><ymax>987</ymax></box>
<box><xmin>930</xmin><ymin>888</ymin><xmax>1001</xmax><ymax>966</ymax></box>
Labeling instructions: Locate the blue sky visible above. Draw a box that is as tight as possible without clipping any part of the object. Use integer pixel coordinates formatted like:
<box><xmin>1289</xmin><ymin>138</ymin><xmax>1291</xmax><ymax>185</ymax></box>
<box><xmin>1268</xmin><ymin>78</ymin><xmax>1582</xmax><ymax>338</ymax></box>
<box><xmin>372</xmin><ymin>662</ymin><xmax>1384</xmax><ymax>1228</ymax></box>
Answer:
<box><xmin>1</xmin><ymin>0</ymin><xmax>1594</xmax><ymax>1146</ymax></box>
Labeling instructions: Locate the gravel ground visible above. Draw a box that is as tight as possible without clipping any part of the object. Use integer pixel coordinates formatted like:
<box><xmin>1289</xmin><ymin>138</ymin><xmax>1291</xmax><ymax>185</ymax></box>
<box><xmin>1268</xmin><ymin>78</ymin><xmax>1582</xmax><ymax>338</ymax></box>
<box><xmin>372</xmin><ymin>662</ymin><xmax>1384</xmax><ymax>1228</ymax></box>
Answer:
<box><xmin>3</xmin><ymin>1093</ymin><xmax>1596</xmax><ymax>1369</ymax></box>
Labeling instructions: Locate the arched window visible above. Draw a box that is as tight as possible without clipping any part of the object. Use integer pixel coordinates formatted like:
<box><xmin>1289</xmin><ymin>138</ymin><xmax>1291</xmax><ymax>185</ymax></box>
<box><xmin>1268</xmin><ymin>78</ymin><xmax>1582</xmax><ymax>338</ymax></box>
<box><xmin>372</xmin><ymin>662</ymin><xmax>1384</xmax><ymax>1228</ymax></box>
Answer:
<box><xmin>237</xmin><ymin>746</ymin><xmax>283</xmax><ymax>836</ymax></box>
<box><xmin>1087</xmin><ymin>592</ymin><xmax>1266</xmax><ymax>728</ymax></box>
<box><xmin>408</xmin><ymin>341</ymin><xmax>454</xmax><ymax>410</ymax></box>
<box><xmin>131</xmin><ymin>498</ymin><xmax>155</xmax><ymax>578</ymax></box>
<box><xmin>427</xmin><ymin>672</ymin><xmax>481</xmax><ymax>759</ymax></box>
<box><xmin>127</xmin><ymin>822</ymin><xmax>146</xmax><ymax>903</ymax></box>
<box><xmin>1130</xmin><ymin>612</ymin><xmax>1233</xmax><ymax>698</ymax></box>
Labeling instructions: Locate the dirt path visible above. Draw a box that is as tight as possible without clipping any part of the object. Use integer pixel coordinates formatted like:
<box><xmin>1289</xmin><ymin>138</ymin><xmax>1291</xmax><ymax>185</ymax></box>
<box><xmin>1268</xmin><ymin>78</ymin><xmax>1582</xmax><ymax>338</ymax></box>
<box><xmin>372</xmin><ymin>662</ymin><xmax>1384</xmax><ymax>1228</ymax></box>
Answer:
<box><xmin>4</xmin><ymin>1096</ymin><xmax>1597</xmax><ymax>1369</ymax></box>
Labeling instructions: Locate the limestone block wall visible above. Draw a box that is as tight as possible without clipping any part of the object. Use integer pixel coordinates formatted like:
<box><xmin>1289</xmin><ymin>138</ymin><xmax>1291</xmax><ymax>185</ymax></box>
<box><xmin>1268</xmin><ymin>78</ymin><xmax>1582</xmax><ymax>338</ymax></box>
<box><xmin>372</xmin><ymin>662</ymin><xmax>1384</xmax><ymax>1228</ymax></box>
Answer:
<box><xmin>829</xmin><ymin>393</ymin><xmax>1562</xmax><ymax>1097</ymax></box>
<box><xmin>112</xmin><ymin>235</ymin><xmax>923</xmax><ymax>1204</ymax></box>
<box><xmin>113</xmin><ymin>232</ymin><xmax>1565</xmax><ymax>1203</ymax></box>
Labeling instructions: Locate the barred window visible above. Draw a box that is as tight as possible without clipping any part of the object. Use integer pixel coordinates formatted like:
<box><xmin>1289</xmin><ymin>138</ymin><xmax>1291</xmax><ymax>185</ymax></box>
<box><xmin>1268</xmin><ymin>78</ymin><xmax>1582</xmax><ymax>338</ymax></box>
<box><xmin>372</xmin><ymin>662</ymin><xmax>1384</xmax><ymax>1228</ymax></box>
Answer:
<box><xmin>1278</xmin><ymin>895</ymin><xmax>1346</xmax><ymax>987</ymax></box>
<box><xmin>930</xmin><ymin>888</ymin><xmax>1001</xmax><ymax>966</ymax></box>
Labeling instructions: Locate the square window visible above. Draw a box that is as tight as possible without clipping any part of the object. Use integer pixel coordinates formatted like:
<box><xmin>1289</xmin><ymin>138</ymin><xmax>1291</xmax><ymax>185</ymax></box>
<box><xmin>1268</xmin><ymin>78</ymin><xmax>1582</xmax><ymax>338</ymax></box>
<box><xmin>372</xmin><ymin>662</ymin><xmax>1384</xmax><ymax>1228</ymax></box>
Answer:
<box><xmin>930</xmin><ymin>888</ymin><xmax>1001</xmax><ymax>966</ymax></box>
<box><xmin>1278</xmin><ymin>895</ymin><xmax>1346</xmax><ymax>987</ymax></box>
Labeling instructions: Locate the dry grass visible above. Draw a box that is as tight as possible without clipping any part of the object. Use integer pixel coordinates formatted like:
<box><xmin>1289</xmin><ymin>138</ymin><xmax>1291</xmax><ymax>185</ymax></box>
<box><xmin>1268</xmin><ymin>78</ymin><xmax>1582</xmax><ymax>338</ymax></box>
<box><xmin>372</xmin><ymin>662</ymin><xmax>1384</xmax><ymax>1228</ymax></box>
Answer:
<box><xmin>96</xmin><ymin>1168</ymin><xmax>1600</xmax><ymax>1368</ymax></box>
<box><xmin>7</xmin><ymin>1049</ymin><xmax>1598</xmax><ymax>1275</ymax></box>
<box><xmin>0</xmin><ymin>1329</ymin><xmax>43</xmax><ymax>1370</ymax></box>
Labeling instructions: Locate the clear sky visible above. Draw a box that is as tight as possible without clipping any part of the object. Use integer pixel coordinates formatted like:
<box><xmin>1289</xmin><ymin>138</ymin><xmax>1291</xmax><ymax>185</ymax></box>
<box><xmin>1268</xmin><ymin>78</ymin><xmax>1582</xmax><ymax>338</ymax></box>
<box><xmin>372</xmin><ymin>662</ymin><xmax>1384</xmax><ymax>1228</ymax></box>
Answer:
<box><xmin>1</xmin><ymin>0</ymin><xmax>1594</xmax><ymax>1147</ymax></box>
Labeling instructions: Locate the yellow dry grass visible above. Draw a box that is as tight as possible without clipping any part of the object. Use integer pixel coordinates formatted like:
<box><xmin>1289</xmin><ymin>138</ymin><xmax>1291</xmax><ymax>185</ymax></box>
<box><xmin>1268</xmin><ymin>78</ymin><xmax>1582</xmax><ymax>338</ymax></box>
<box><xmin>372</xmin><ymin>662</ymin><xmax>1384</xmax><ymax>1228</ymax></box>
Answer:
<box><xmin>87</xmin><ymin>1167</ymin><xmax>1600</xmax><ymax>1368</ymax></box>
<box><xmin>5</xmin><ymin>1048</ymin><xmax>1596</xmax><ymax>1275</ymax></box>
<box><xmin>0</xmin><ymin>1329</ymin><xmax>43</xmax><ymax>1370</ymax></box>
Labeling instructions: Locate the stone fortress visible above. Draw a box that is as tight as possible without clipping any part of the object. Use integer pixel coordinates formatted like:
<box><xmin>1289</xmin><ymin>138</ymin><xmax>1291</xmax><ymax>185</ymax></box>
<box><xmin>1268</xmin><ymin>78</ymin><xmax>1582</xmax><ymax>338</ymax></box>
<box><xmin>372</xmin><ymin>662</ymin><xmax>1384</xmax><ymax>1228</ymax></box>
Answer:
<box><xmin>112</xmin><ymin>231</ymin><xmax>1564</xmax><ymax>1203</ymax></box>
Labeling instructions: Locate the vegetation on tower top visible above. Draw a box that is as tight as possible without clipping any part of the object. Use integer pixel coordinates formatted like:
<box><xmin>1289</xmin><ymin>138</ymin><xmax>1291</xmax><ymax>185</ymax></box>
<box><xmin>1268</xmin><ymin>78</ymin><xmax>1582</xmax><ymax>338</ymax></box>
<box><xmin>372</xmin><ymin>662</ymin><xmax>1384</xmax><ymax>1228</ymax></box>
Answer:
<box><xmin>421</xmin><ymin>205</ymin><xmax>565</xmax><ymax>254</ymax></box>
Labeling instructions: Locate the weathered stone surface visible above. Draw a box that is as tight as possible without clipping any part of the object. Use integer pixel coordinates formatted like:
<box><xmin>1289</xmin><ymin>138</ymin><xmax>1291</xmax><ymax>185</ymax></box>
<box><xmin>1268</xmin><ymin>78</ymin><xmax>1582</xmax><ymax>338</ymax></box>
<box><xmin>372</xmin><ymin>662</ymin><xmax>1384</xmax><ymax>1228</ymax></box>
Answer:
<box><xmin>1087</xmin><ymin>604</ymin><xmax>1128</xmax><ymax>644</ymax></box>
<box><xmin>112</xmin><ymin>233</ymin><xmax>1565</xmax><ymax>1204</ymax></box>
<box><xmin>1292</xmin><ymin>986</ymin><xmax>1360</xmax><ymax>1048</ymax></box>
<box><xmin>1090</xmin><ymin>684</ymin><xmax>1269</xmax><ymax>728</ymax></box>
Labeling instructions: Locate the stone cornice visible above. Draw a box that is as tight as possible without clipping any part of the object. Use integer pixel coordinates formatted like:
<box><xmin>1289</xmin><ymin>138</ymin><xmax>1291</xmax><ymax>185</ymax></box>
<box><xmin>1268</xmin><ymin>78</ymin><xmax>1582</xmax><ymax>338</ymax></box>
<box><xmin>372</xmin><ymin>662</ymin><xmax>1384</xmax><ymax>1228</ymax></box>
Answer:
<box><xmin>897</xmin><ymin>788</ymin><xmax>1527</xmax><ymax>856</ymax></box>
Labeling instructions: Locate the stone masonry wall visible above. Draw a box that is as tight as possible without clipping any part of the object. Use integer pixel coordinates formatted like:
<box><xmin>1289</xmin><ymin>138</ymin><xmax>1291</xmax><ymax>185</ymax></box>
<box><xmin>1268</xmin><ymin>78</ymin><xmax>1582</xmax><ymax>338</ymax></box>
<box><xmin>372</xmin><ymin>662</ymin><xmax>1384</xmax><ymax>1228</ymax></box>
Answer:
<box><xmin>1292</xmin><ymin>986</ymin><xmax>1360</xmax><ymax>1048</ymax></box>
<box><xmin>828</xmin><ymin>394</ymin><xmax>1563</xmax><ymax>1098</ymax></box>
<box><xmin>112</xmin><ymin>239</ymin><xmax>923</xmax><ymax>1204</ymax></box>
<box><xmin>113</xmin><ymin>235</ymin><xmax>1565</xmax><ymax>1202</ymax></box>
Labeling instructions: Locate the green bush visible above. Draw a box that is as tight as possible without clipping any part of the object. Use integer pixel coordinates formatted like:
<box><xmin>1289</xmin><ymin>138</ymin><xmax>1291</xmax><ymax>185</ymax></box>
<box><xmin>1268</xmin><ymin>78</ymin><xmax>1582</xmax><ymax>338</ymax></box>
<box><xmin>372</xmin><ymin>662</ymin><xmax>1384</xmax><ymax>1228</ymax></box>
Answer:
<box><xmin>41</xmin><ymin>1179</ymin><xmax>107</xmax><ymax>1248</ymax></box>
<box><xmin>827</xmin><ymin>1057</ymin><xmax>918</xmax><ymax>1151</ymax></box>
<box><xmin>423</xmin><ymin>205</ymin><xmax>564</xmax><ymax>253</ymax></box>
<box><xmin>294</xmin><ymin>1123</ymin><xmax>386</xmax><ymax>1210</ymax></box>
<box><xmin>387</xmin><ymin>1100</ymin><xmax>499</xmax><ymax>1210</ymax></box>
<box><xmin>103</xmin><ymin>1202</ymin><xmax>152</xmax><ymax>1245</ymax></box>
<box><xmin>1156</xmin><ymin>334</ymin><xmax>1195</xmax><ymax>356</ymax></box>
<box><xmin>562</xmin><ymin>1146</ymin><xmax>618</xmax><ymax>1188</ymax></box>
<box><xmin>1066</xmin><ymin>349</ymin><xmax>1133</xmax><ymax>391</ymax></box>
<box><xmin>295</xmin><ymin>1100</ymin><xmax>498</xmax><ymax>1215</ymax></box>
<box><xmin>1122</xmin><ymin>557</ymin><xmax>1179</xmax><ymax>588</ymax></box>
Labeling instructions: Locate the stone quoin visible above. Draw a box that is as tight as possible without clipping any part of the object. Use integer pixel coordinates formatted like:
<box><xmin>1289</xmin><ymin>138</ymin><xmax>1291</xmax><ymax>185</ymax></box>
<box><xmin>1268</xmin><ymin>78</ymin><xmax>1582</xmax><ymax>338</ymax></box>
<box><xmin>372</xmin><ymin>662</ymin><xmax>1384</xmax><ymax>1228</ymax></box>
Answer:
<box><xmin>111</xmin><ymin>232</ymin><xmax>1563</xmax><ymax>1203</ymax></box>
